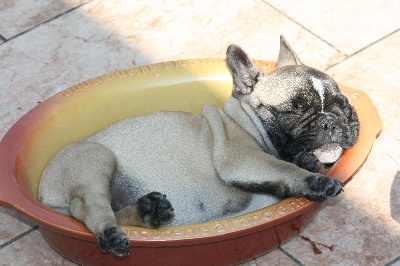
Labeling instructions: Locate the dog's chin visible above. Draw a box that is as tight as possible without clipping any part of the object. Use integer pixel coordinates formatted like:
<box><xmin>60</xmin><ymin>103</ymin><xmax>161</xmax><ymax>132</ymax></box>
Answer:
<box><xmin>311</xmin><ymin>143</ymin><xmax>343</xmax><ymax>164</ymax></box>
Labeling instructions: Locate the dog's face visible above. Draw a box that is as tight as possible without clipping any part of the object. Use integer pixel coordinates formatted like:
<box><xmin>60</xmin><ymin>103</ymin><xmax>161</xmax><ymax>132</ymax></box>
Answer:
<box><xmin>227</xmin><ymin>36</ymin><xmax>359</xmax><ymax>162</ymax></box>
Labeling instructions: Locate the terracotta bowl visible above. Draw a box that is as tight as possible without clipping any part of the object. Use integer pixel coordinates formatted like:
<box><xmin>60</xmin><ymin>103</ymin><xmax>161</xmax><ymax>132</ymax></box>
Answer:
<box><xmin>0</xmin><ymin>59</ymin><xmax>381</xmax><ymax>266</ymax></box>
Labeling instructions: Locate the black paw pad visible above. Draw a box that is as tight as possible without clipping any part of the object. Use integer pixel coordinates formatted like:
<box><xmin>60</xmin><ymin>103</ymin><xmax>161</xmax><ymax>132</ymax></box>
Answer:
<box><xmin>304</xmin><ymin>176</ymin><xmax>344</xmax><ymax>202</ymax></box>
<box><xmin>98</xmin><ymin>226</ymin><xmax>129</xmax><ymax>257</ymax></box>
<box><xmin>294</xmin><ymin>151</ymin><xmax>326</xmax><ymax>174</ymax></box>
<box><xmin>137</xmin><ymin>192</ymin><xmax>174</xmax><ymax>228</ymax></box>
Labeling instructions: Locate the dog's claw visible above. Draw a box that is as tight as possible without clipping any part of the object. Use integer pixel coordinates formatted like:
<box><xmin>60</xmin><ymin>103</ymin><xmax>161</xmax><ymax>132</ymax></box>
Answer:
<box><xmin>98</xmin><ymin>226</ymin><xmax>130</xmax><ymax>257</ymax></box>
<box><xmin>294</xmin><ymin>151</ymin><xmax>326</xmax><ymax>174</ymax></box>
<box><xmin>304</xmin><ymin>175</ymin><xmax>344</xmax><ymax>202</ymax></box>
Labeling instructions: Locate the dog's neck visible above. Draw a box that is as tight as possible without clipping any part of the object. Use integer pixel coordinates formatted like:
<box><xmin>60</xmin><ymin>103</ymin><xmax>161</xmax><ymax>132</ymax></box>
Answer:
<box><xmin>224</xmin><ymin>97</ymin><xmax>280</xmax><ymax>158</ymax></box>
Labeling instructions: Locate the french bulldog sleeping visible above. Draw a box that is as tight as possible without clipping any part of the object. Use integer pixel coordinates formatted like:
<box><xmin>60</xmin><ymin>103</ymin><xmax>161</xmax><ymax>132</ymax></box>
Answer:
<box><xmin>38</xmin><ymin>36</ymin><xmax>359</xmax><ymax>257</ymax></box>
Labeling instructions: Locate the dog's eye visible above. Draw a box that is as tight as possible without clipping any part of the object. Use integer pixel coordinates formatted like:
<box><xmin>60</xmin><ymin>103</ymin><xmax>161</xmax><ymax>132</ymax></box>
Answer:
<box><xmin>335</xmin><ymin>96</ymin><xmax>352</xmax><ymax>115</ymax></box>
<box><xmin>254</xmin><ymin>72</ymin><xmax>260</xmax><ymax>83</ymax></box>
<box><xmin>291</xmin><ymin>97</ymin><xmax>307</xmax><ymax>110</ymax></box>
<box><xmin>340</xmin><ymin>98</ymin><xmax>349</xmax><ymax>109</ymax></box>
<box><xmin>332</xmin><ymin>94</ymin><xmax>348</xmax><ymax>108</ymax></box>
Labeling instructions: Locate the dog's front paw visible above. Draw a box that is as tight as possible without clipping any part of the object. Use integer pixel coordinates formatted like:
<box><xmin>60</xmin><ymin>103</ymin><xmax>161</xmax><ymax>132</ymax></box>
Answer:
<box><xmin>294</xmin><ymin>151</ymin><xmax>326</xmax><ymax>174</ymax></box>
<box><xmin>98</xmin><ymin>226</ymin><xmax>130</xmax><ymax>257</ymax></box>
<box><xmin>303</xmin><ymin>175</ymin><xmax>344</xmax><ymax>202</ymax></box>
<box><xmin>138</xmin><ymin>192</ymin><xmax>174</xmax><ymax>228</ymax></box>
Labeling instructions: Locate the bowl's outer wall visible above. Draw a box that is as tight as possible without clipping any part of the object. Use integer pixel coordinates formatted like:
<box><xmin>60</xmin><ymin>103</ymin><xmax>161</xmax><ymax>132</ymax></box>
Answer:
<box><xmin>41</xmin><ymin>206</ymin><xmax>321</xmax><ymax>266</ymax></box>
<box><xmin>0</xmin><ymin>59</ymin><xmax>382</xmax><ymax>265</ymax></box>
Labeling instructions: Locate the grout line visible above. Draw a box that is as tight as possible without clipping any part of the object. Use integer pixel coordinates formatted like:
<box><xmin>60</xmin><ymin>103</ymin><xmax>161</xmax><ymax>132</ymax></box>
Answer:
<box><xmin>385</xmin><ymin>255</ymin><xmax>400</xmax><ymax>266</ymax></box>
<box><xmin>278</xmin><ymin>246</ymin><xmax>305</xmax><ymax>266</ymax></box>
<box><xmin>0</xmin><ymin>33</ymin><xmax>7</xmax><ymax>42</ymax></box>
<box><xmin>2</xmin><ymin>0</ymin><xmax>94</xmax><ymax>44</ymax></box>
<box><xmin>347</xmin><ymin>27</ymin><xmax>400</xmax><ymax>57</ymax></box>
<box><xmin>260</xmin><ymin>0</ymin><xmax>346</xmax><ymax>57</ymax></box>
<box><xmin>261</xmin><ymin>0</ymin><xmax>400</xmax><ymax>72</ymax></box>
<box><xmin>325</xmin><ymin>27</ymin><xmax>400</xmax><ymax>70</ymax></box>
<box><xmin>0</xmin><ymin>225</ymin><xmax>39</xmax><ymax>249</ymax></box>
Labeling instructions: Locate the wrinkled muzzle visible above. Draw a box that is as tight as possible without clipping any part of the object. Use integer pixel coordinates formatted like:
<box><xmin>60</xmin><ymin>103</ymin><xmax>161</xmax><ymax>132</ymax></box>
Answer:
<box><xmin>284</xmin><ymin>111</ymin><xmax>356</xmax><ymax>158</ymax></box>
<box><xmin>315</xmin><ymin>113</ymin><xmax>343</xmax><ymax>143</ymax></box>
<box><xmin>308</xmin><ymin>111</ymin><xmax>357</xmax><ymax>163</ymax></box>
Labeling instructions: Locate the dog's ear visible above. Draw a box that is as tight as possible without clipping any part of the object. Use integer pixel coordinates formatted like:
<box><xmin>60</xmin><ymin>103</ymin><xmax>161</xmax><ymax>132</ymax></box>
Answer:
<box><xmin>276</xmin><ymin>35</ymin><xmax>303</xmax><ymax>68</ymax></box>
<box><xmin>227</xmin><ymin>44</ymin><xmax>262</xmax><ymax>96</ymax></box>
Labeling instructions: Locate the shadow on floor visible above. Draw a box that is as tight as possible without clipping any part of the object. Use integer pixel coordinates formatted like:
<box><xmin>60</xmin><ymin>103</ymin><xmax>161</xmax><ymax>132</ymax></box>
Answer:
<box><xmin>390</xmin><ymin>171</ymin><xmax>400</xmax><ymax>223</ymax></box>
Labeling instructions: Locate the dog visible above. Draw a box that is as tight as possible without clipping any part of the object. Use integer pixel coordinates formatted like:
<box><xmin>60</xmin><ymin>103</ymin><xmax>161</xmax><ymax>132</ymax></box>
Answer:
<box><xmin>38</xmin><ymin>36</ymin><xmax>359</xmax><ymax>257</ymax></box>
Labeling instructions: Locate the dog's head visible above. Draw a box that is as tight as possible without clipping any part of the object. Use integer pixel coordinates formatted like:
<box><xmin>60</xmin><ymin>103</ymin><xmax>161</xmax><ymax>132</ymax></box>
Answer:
<box><xmin>226</xmin><ymin>36</ymin><xmax>359</xmax><ymax>163</ymax></box>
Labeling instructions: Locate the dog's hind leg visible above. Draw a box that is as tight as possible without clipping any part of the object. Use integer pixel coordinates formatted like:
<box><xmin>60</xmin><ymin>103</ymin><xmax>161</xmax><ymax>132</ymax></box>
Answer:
<box><xmin>40</xmin><ymin>141</ymin><xmax>129</xmax><ymax>257</ymax></box>
<box><xmin>69</xmin><ymin>195</ymin><xmax>130</xmax><ymax>257</ymax></box>
<box><xmin>69</xmin><ymin>142</ymin><xmax>130</xmax><ymax>257</ymax></box>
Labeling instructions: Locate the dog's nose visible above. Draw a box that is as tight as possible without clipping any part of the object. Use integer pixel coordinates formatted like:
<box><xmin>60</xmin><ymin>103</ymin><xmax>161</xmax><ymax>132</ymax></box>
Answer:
<box><xmin>317</xmin><ymin>113</ymin><xmax>337</xmax><ymax>132</ymax></box>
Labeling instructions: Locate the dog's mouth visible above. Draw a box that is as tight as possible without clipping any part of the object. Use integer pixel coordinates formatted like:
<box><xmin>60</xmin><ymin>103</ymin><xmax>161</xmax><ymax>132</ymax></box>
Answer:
<box><xmin>311</xmin><ymin>143</ymin><xmax>343</xmax><ymax>164</ymax></box>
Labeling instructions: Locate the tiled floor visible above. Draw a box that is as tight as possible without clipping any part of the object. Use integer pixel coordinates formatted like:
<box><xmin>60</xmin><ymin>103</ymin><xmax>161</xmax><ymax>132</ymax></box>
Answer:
<box><xmin>0</xmin><ymin>0</ymin><xmax>399</xmax><ymax>265</ymax></box>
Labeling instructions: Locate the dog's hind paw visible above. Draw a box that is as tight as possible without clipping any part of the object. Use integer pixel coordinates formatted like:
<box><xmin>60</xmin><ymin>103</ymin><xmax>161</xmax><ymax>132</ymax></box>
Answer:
<box><xmin>303</xmin><ymin>175</ymin><xmax>344</xmax><ymax>202</ymax></box>
<box><xmin>98</xmin><ymin>226</ymin><xmax>130</xmax><ymax>257</ymax></box>
<box><xmin>138</xmin><ymin>192</ymin><xmax>174</xmax><ymax>228</ymax></box>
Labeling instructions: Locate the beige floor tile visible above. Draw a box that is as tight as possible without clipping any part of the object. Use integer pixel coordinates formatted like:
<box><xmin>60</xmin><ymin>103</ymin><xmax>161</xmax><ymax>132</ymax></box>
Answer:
<box><xmin>0</xmin><ymin>208</ymin><xmax>36</xmax><ymax>246</ymax></box>
<box><xmin>0</xmin><ymin>230</ymin><xmax>78</xmax><ymax>266</ymax></box>
<box><xmin>238</xmin><ymin>249</ymin><xmax>299</xmax><ymax>266</ymax></box>
<box><xmin>80</xmin><ymin>0</ymin><xmax>344</xmax><ymax>69</ymax></box>
<box><xmin>391</xmin><ymin>259</ymin><xmax>400</xmax><ymax>266</ymax></box>
<box><xmin>266</xmin><ymin>0</ymin><xmax>400</xmax><ymax>55</ymax></box>
<box><xmin>0</xmin><ymin>0</ymin><xmax>90</xmax><ymax>39</ymax></box>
